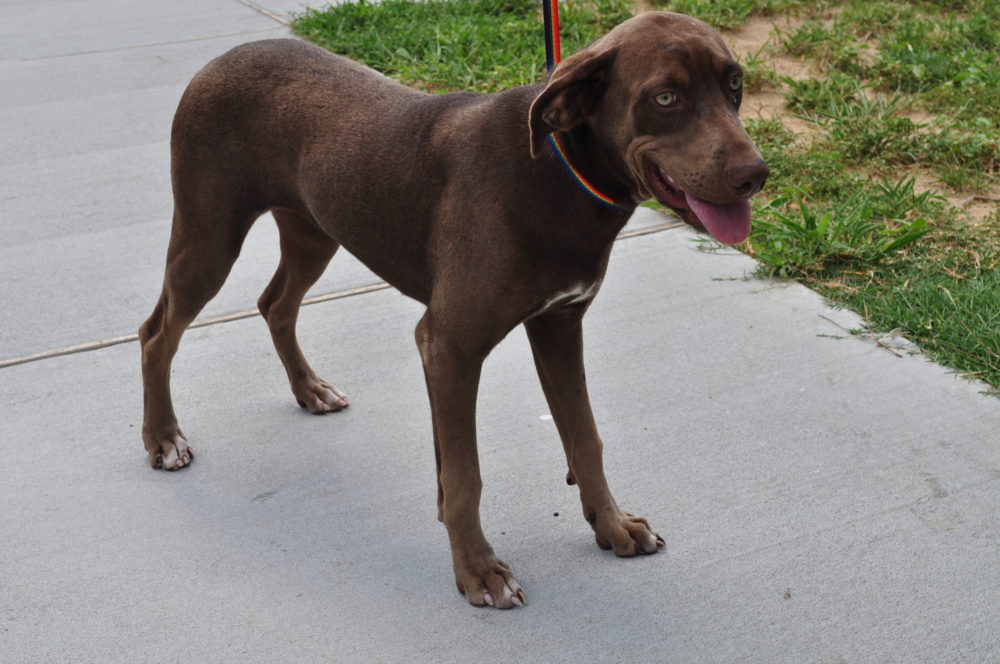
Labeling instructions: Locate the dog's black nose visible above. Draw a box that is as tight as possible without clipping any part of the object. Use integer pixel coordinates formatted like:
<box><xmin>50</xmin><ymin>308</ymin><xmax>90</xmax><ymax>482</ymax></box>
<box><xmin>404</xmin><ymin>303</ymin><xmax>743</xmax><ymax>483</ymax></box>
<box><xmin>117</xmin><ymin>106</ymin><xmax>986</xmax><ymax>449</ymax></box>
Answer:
<box><xmin>725</xmin><ymin>159</ymin><xmax>769</xmax><ymax>198</ymax></box>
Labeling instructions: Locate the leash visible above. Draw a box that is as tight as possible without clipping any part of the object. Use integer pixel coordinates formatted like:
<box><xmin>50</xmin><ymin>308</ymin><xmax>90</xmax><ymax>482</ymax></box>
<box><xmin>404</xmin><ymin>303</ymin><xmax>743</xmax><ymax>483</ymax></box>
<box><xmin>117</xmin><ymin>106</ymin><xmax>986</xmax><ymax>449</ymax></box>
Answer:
<box><xmin>543</xmin><ymin>0</ymin><xmax>561</xmax><ymax>71</ymax></box>
<box><xmin>542</xmin><ymin>0</ymin><xmax>625</xmax><ymax>210</ymax></box>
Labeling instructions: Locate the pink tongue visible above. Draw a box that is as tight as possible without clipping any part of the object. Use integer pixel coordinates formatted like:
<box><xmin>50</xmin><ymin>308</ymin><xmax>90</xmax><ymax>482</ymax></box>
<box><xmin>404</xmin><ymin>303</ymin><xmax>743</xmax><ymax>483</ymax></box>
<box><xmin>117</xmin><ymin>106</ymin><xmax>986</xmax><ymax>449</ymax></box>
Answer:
<box><xmin>684</xmin><ymin>193</ymin><xmax>751</xmax><ymax>245</ymax></box>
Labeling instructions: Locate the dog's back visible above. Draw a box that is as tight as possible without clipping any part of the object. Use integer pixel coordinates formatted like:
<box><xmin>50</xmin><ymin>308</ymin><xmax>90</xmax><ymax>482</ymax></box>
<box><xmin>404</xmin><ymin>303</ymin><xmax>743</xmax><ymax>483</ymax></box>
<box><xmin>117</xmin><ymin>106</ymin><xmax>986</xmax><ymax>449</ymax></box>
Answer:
<box><xmin>169</xmin><ymin>39</ymin><xmax>542</xmax><ymax>297</ymax></box>
<box><xmin>170</xmin><ymin>40</ymin><xmax>417</xmax><ymax>213</ymax></box>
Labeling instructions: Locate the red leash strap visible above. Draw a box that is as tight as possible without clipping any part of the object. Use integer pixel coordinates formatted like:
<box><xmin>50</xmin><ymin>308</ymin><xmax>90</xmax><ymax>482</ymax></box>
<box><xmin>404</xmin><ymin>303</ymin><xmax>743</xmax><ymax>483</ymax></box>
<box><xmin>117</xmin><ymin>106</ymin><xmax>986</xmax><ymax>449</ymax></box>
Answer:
<box><xmin>543</xmin><ymin>0</ymin><xmax>561</xmax><ymax>71</ymax></box>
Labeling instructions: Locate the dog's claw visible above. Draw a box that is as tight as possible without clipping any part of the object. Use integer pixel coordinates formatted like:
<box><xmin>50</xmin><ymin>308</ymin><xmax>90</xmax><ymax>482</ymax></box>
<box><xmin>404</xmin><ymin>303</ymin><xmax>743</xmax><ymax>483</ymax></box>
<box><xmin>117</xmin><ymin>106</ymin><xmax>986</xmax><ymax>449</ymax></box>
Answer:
<box><xmin>457</xmin><ymin>554</ymin><xmax>524</xmax><ymax>609</ymax></box>
<box><xmin>149</xmin><ymin>434</ymin><xmax>193</xmax><ymax>471</ymax></box>
<box><xmin>589</xmin><ymin>508</ymin><xmax>662</xmax><ymax>557</ymax></box>
<box><xmin>294</xmin><ymin>377</ymin><xmax>348</xmax><ymax>414</ymax></box>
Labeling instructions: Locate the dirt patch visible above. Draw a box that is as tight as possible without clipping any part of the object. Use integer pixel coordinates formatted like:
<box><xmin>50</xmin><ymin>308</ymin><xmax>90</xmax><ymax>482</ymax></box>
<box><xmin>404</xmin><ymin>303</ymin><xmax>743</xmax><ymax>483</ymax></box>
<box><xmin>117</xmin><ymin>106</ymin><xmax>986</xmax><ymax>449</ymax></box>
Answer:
<box><xmin>724</xmin><ymin>15</ymin><xmax>813</xmax><ymax>79</ymax></box>
<box><xmin>961</xmin><ymin>199</ymin><xmax>999</xmax><ymax>226</ymax></box>
<box><xmin>743</xmin><ymin>89</ymin><xmax>813</xmax><ymax>135</ymax></box>
<box><xmin>723</xmin><ymin>15</ymin><xmax>796</xmax><ymax>61</ymax></box>
<box><xmin>905</xmin><ymin>107</ymin><xmax>935</xmax><ymax>126</ymax></box>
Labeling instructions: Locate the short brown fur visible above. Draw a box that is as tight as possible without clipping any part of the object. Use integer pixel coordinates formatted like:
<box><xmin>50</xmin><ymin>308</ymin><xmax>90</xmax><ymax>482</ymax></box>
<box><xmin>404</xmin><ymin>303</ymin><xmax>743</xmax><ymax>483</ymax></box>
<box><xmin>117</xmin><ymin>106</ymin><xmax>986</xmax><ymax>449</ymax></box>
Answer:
<box><xmin>138</xmin><ymin>12</ymin><xmax>767</xmax><ymax>608</ymax></box>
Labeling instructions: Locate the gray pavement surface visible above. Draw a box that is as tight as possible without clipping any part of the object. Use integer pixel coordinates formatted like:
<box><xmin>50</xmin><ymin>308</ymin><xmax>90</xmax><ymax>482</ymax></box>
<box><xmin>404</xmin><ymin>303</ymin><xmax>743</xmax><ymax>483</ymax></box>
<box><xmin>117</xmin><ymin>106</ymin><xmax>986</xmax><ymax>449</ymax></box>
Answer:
<box><xmin>2</xmin><ymin>2</ymin><xmax>998</xmax><ymax>663</ymax></box>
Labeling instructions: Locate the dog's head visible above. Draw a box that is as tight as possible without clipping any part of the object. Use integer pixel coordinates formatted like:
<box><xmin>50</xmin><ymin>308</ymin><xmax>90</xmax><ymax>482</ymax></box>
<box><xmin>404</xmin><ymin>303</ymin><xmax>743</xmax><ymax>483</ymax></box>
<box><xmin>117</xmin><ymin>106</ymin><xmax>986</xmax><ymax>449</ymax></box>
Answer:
<box><xmin>529</xmin><ymin>11</ymin><xmax>768</xmax><ymax>244</ymax></box>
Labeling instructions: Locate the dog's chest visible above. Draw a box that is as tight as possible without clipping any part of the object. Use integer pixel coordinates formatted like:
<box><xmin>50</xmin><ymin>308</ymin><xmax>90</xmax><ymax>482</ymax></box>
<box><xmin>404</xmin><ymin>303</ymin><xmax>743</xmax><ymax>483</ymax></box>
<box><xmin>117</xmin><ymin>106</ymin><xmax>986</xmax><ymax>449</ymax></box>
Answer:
<box><xmin>538</xmin><ymin>281</ymin><xmax>601</xmax><ymax>313</ymax></box>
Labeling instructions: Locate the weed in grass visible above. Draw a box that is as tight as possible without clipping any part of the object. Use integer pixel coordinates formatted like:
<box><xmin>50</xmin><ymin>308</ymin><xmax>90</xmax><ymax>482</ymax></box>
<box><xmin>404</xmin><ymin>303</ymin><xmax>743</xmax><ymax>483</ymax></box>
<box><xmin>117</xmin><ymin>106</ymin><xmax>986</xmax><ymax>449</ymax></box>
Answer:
<box><xmin>837</xmin><ymin>0</ymin><xmax>916</xmax><ymax>34</ymax></box>
<box><xmin>782</xmin><ymin>72</ymin><xmax>999</xmax><ymax>190</ymax></box>
<box><xmin>782</xmin><ymin>73</ymin><xmax>865</xmax><ymax>119</ymax></box>
<box><xmin>921</xmin><ymin>125</ymin><xmax>999</xmax><ymax>191</ymax></box>
<box><xmin>778</xmin><ymin>19</ymin><xmax>833</xmax><ymax>59</ymax></box>
<box><xmin>858</xmin><ymin>4</ymin><xmax>1000</xmax><ymax>123</ymax></box>
<box><xmin>778</xmin><ymin>18</ymin><xmax>868</xmax><ymax>75</ymax></box>
<box><xmin>744</xmin><ymin>116</ymin><xmax>794</xmax><ymax>148</ymax></box>
<box><xmin>747</xmin><ymin>178</ymin><xmax>932</xmax><ymax>278</ymax></box>
<box><xmin>921</xmin><ymin>70</ymin><xmax>1000</xmax><ymax>126</ymax></box>
<box><xmin>867</xmin><ymin>177</ymin><xmax>943</xmax><ymax>221</ymax></box>
<box><xmin>823</xmin><ymin>103</ymin><xmax>921</xmax><ymax>164</ymax></box>
<box><xmin>823</xmin><ymin>110</ymin><xmax>998</xmax><ymax>191</ymax></box>
<box><xmin>744</xmin><ymin>118</ymin><xmax>867</xmax><ymax>202</ymax></box>
<box><xmin>870</xmin><ymin>14</ymin><xmax>997</xmax><ymax>92</ymax></box>
<box><xmin>738</xmin><ymin>45</ymin><xmax>781</xmax><ymax>93</ymax></box>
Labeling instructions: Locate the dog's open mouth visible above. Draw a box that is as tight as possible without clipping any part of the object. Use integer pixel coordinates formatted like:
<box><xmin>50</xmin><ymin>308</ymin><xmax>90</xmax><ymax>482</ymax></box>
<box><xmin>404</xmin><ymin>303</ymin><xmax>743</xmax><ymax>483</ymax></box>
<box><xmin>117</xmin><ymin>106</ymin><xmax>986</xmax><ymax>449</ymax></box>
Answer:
<box><xmin>646</xmin><ymin>161</ymin><xmax>751</xmax><ymax>245</ymax></box>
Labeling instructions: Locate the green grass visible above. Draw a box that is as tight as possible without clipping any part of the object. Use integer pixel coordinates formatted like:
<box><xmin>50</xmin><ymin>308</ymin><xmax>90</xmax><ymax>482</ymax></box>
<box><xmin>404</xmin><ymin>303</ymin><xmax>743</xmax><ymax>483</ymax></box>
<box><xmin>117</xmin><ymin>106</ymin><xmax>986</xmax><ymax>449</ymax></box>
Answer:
<box><xmin>649</xmin><ymin>0</ymin><xmax>815</xmax><ymax>29</ymax></box>
<box><xmin>778</xmin><ymin>0</ymin><xmax>1000</xmax><ymax>123</ymax></box>
<box><xmin>294</xmin><ymin>0</ymin><xmax>631</xmax><ymax>92</ymax></box>
<box><xmin>743</xmin><ymin>0</ymin><xmax>1000</xmax><ymax>388</ymax></box>
<box><xmin>746</xmin><ymin>179</ymin><xmax>933</xmax><ymax>278</ymax></box>
<box><xmin>783</xmin><ymin>80</ymin><xmax>998</xmax><ymax>189</ymax></box>
<box><xmin>738</xmin><ymin>45</ymin><xmax>782</xmax><ymax>92</ymax></box>
<box><xmin>292</xmin><ymin>0</ymin><xmax>1000</xmax><ymax>391</ymax></box>
<box><xmin>808</xmin><ymin>215</ymin><xmax>1000</xmax><ymax>388</ymax></box>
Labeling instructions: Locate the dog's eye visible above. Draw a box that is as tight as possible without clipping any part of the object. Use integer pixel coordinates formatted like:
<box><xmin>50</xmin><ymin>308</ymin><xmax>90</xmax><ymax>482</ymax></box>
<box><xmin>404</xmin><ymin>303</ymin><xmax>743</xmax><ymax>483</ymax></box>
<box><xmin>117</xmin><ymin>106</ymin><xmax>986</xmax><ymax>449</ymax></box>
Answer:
<box><xmin>729</xmin><ymin>75</ymin><xmax>743</xmax><ymax>91</ymax></box>
<box><xmin>654</xmin><ymin>92</ymin><xmax>677</xmax><ymax>107</ymax></box>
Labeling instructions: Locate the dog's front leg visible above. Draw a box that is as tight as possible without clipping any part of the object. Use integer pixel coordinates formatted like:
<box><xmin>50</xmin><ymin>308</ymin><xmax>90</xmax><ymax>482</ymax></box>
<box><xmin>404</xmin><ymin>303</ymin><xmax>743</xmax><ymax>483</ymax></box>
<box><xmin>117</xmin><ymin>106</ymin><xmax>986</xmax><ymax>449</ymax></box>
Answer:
<box><xmin>525</xmin><ymin>311</ymin><xmax>666</xmax><ymax>556</ymax></box>
<box><xmin>415</xmin><ymin>313</ymin><xmax>525</xmax><ymax>609</ymax></box>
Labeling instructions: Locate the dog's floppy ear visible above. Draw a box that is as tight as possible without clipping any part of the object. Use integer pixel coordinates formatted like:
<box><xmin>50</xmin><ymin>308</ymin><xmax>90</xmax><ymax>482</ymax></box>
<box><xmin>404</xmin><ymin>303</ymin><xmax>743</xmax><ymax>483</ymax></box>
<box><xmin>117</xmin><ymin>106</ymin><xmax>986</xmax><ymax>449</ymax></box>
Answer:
<box><xmin>528</xmin><ymin>45</ymin><xmax>618</xmax><ymax>158</ymax></box>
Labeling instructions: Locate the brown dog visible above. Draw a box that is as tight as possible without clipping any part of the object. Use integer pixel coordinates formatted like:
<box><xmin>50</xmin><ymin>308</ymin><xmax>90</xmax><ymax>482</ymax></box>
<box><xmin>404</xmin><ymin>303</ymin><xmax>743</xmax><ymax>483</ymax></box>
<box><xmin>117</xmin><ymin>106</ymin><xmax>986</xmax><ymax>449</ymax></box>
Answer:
<box><xmin>139</xmin><ymin>11</ymin><xmax>767</xmax><ymax>608</ymax></box>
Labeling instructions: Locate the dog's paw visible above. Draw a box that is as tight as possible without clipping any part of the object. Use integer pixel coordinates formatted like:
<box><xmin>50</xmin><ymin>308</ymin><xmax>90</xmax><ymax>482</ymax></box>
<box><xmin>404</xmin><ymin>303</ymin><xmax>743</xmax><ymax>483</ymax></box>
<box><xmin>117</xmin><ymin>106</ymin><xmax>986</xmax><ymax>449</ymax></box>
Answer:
<box><xmin>294</xmin><ymin>376</ymin><xmax>348</xmax><ymax>414</ymax></box>
<box><xmin>455</xmin><ymin>554</ymin><xmax>525</xmax><ymax>609</ymax></box>
<box><xmin>147</xmin><ymin>432</ymin><xmax>194</xmax><ymax>471</ymax></box>
<box><xmin>591</xmin><ymin>509</ymin><xmax>665</xmax><ymax>557</ymax></box>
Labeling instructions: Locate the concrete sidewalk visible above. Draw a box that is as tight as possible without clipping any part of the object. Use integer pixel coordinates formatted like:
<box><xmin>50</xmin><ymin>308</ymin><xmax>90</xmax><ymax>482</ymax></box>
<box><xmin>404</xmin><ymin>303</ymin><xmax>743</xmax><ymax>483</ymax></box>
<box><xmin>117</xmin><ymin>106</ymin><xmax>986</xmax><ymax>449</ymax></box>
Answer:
<box><xmin>2</xmin><ymin>2</ymin><xmax>998</xmax><ymax>663</ymax></box>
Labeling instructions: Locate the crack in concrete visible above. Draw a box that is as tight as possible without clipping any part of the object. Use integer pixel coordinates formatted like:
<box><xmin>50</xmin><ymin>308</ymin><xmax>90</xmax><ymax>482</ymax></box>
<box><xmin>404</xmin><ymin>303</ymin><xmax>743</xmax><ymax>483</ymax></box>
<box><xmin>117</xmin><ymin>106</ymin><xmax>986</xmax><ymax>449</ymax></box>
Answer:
<box><xmin>0</xmin><ymin>222</ymin><xmax>682</xmax><ymax>369</ymax></box>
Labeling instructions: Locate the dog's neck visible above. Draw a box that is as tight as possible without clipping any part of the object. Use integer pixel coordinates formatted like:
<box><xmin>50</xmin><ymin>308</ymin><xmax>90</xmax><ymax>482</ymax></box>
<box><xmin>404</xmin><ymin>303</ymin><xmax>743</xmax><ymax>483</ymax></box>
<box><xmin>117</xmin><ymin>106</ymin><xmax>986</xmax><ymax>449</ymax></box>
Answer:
<box><xmin>548</xmin><ymin>126</ymin><xmax>635</xmax><ymax>212</ymax></box>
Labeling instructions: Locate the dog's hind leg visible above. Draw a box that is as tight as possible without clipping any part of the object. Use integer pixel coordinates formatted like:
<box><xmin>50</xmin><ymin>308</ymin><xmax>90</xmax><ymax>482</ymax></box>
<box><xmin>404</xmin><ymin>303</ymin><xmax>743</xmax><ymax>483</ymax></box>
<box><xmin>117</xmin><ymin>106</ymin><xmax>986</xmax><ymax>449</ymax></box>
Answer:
<box><xmin>258</xmin><ymin>208</ymin><xmax>346</xmax><ymax>414</ymax></box>
<box><xmin>138</xmin><ymin>203</ymin><xmax>257</xmax><ymax>470</ymax></box>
